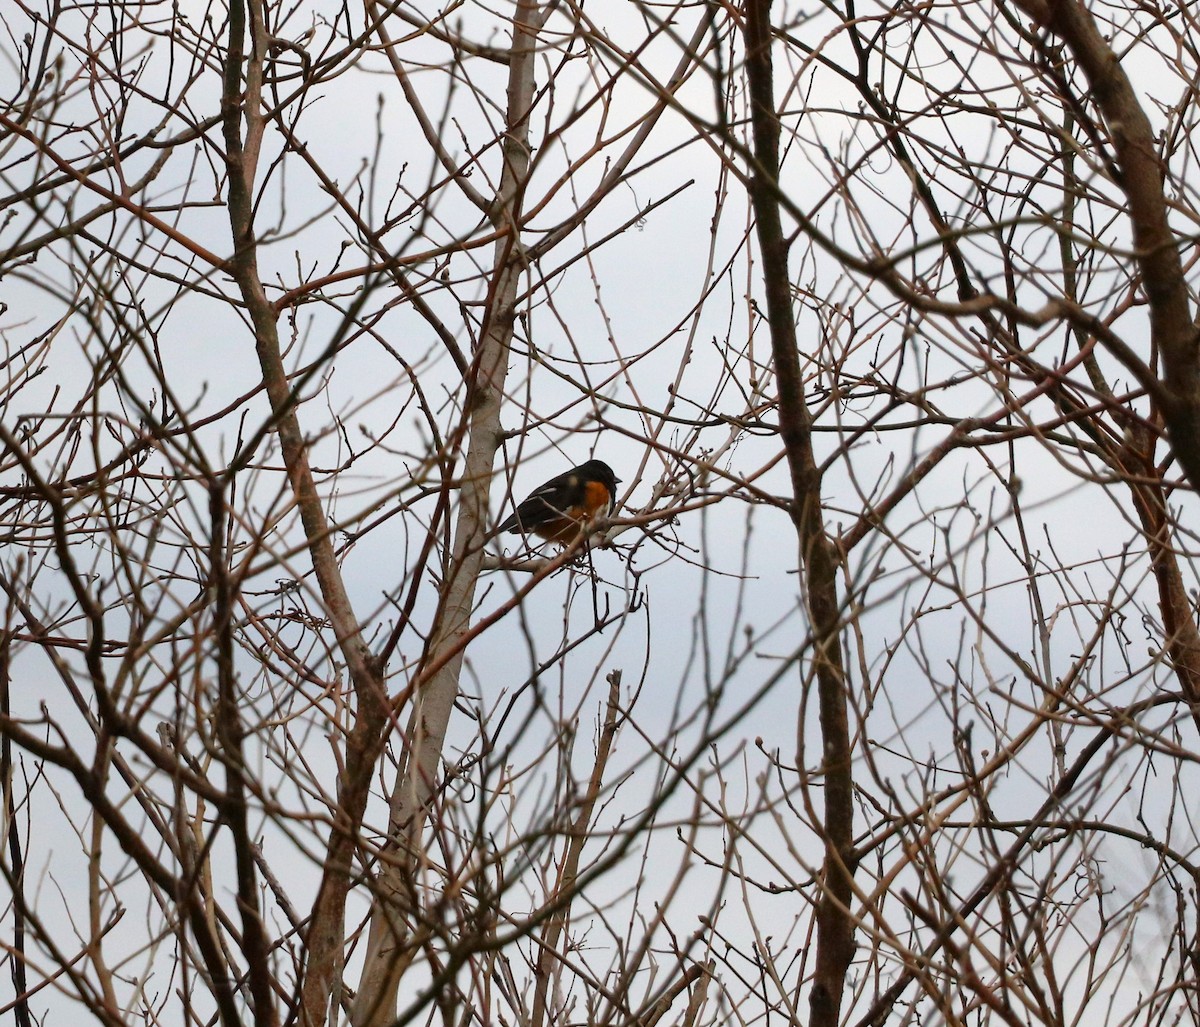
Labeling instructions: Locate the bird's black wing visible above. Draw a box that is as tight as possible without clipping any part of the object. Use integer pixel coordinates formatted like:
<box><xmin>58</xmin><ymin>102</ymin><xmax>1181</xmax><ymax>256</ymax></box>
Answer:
<box><xmin>497</xmin><ymin>468</ymin><xmax>578</xmax><ymax>534</ymax></box>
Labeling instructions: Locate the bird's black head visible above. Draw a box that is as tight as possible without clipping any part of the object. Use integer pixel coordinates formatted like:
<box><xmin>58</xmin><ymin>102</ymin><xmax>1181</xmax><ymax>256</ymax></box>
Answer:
<box><xmin>578</xmin><ymin>459</ymin><xmax>619</xmax><ymax>492</ymax></box>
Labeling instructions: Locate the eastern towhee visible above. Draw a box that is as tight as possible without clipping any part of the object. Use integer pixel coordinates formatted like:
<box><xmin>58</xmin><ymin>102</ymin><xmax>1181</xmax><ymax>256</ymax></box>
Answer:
<box><xmin>497</xmin><ymin>458</ymin><xmax>620</xmax><ymax>544</ymax></box>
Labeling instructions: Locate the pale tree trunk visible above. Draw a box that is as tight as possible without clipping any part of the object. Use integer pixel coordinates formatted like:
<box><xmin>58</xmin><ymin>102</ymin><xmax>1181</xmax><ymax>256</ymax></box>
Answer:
<box><xmin>350</xmin><ymin>5</ymin><xmax>543</xmax><ymax>1024</ymax></box>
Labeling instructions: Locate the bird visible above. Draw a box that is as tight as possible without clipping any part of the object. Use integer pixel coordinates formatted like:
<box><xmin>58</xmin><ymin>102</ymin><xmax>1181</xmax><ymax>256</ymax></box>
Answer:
<box><xmin>497</xmin><ymin>458</ymin><xmax>620</xmax><ymax>544</ymax></box>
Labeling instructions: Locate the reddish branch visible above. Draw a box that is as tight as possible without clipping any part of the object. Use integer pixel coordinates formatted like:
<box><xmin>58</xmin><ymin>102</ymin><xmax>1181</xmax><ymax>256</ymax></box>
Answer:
<box><xmin>0</xmin><ymin>631</ymin><xmax>31</xmax><ymax>1027</ymax></box>
<box><xmin>220</xmin><ymin>1</ymin><xmax>386</xmax><ymax>1024</ymax></box>
<box><xmin>209</xmin><ymin>480</ymin><xmax>277</xmax><ymax>1027</ymax></box>
<box><xmin>1007</xmin><ymin>0</ymin><xmax>1200</xmax><ymax>491</ymax></box>
<box><xmin>742</xmin><ymin>2</ymin><xmax>857</xmax><ymax>1025</ymax></box>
